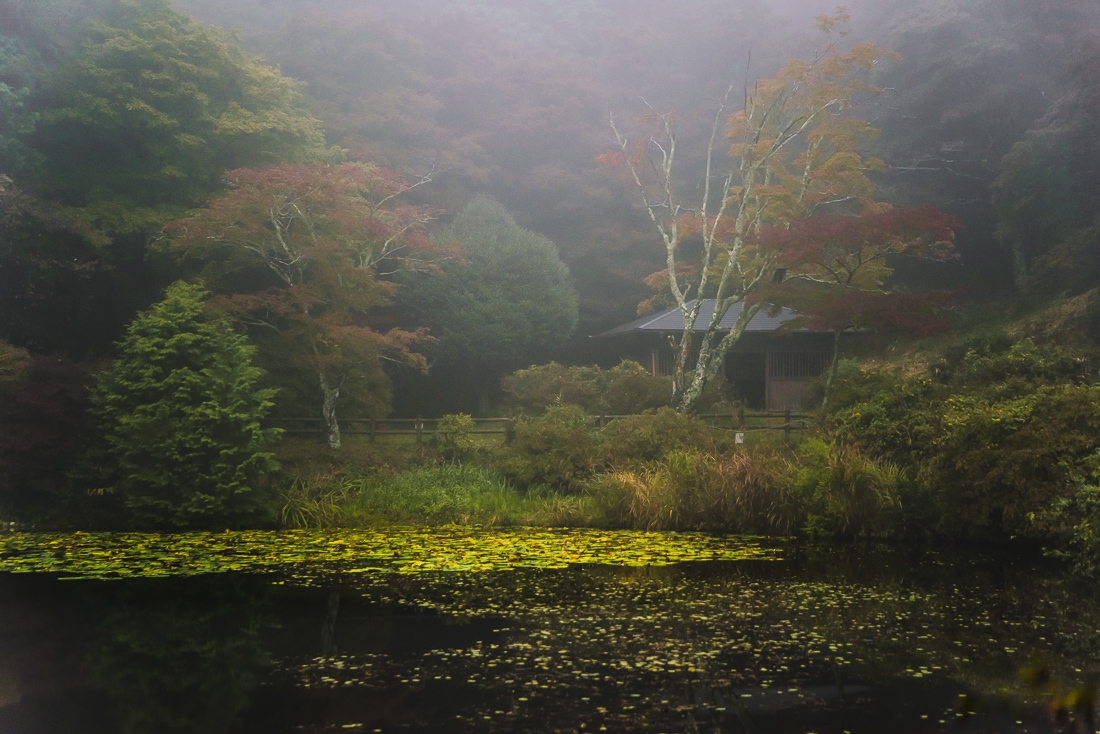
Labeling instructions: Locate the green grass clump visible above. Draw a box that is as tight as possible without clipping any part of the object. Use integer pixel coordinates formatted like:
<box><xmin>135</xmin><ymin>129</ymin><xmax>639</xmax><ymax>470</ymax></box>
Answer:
<box><xmin>350</xmin><ymin>463</ymin><xmax>592</xmax><ymax>527</ymax></box>
<box><xmin>277</xmin><ymin>471</ymin><xmax>358</xmax><ymax>528</ymax></box>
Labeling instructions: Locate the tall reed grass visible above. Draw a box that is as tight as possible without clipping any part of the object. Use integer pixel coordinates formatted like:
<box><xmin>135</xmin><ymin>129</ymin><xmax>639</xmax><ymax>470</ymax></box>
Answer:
<box><xmin>586</xmin><ymin>448</ymin><xmax>799</xmax><ymax>533</ymax></box>
<box><xmin>585</xmin><ymin>439</ymin><xmax>904</xmax><ymax>538</ymax></box>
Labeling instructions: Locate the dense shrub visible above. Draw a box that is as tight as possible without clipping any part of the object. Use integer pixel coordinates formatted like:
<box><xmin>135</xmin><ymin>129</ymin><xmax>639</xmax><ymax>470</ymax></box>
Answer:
<box><xmin>600</xmin><ymin>407</ymin><xmax>735</xmax><ymax>466</ymax></box>
<box><xmin>930</xmin><ymin>385</ymin><xmax>1100</xmax><ymax>536</ymax></box>
<box><xmin>825</xmin><ymin>338</ymin><xmax>1100</xmax><ymax>539</ymax></box>
<box><xmin>495</xmin><ymin>404</ymin><xmax>601</xmax><ymax>492</ymax></box>
<box><xmin>603</xmin><ymin>361</ymin><xmax>675</xmax><ymax>414</ymax></box>
<box><xmin>500</xmin><ymin>360</ymin><xmax>671</xmax><ymax>415</ymax></box>
<box><xmin>500</xmin><ymin>362</ymin><xmax>603</xmax><ymax>413</ymax></box>
<box><xmin>933</xmin><ymin>337</ymin><xmax>1093</xmax><ymax>394</ymax></box>
<box><xmin>432</xmin><ymin>413</ymin><xmax>478</xmax><ymax>462</ymax></box>
<box><xmin>1044</xmin><ymin>451</ymin><xmax>1100</xmax><ymax>578</ymax></box>
<box><xmin>826</xmin><ymin>364</ymin><xmax>942</xmax><ymax>464</ymax></box>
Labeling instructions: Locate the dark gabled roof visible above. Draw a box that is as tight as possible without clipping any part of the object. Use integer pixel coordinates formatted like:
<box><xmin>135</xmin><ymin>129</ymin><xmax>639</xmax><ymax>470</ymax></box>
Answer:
<box><xmin>594</xmin><ymin>299</ymin><xmax>803</xmax><ymax>337</ymax></box>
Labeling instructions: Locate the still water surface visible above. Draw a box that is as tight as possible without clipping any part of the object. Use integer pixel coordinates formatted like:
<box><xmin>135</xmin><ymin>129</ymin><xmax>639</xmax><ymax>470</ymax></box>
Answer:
<box><xmin>0</xmin><ymin>528</ymin><xmax>1096</xmax><ymax>733</ymax></box>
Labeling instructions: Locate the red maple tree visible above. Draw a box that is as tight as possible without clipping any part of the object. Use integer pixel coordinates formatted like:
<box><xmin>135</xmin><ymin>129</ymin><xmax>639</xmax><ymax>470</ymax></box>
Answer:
<box><xmin>760</xmin><ymin>206</ymin><xmax>960</xmax><ymax>398</ymax></box>
<box><xmin>164</xmin><ymin>162</ymin><xmax>447</xmax><ymax>448</ymax></box>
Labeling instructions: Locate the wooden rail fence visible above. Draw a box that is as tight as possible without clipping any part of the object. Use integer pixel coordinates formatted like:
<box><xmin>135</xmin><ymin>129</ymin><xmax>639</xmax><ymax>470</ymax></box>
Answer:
<box><xmin>268</xmin><ymin>410</ymin><xmax>811</xmax><ymax>443</ymax></box>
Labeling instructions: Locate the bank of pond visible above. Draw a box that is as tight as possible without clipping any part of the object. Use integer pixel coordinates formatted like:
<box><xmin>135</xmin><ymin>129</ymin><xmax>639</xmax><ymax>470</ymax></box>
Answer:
<box><xmin>0</xmin><ymin>528</ymin><xmax>1096</xmax><ymax>733</ymax></box>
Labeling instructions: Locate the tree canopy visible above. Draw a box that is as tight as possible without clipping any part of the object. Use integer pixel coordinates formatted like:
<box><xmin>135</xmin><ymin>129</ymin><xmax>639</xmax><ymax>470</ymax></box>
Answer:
<box><xmin>605</xmin><ymin>12</ymin><xmax>899</xmax><ymax>412</ymax></box>
<box><xmin>399</xmin><ymin>196</ymin><xmax>578</xmax><ymax>374</ymax></box>
<box><xmin>763</xmin><ymin>206</ymin><xmax>959</xmax><ymax>397</ymax></box>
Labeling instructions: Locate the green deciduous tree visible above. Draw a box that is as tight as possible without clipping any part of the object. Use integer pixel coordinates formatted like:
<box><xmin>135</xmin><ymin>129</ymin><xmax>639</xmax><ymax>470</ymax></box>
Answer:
<box><xmin>86</xmin><ymin>281</ymin><xmax>280</xmax><ymax>528</ymax></box>
<box><xmin>0</xmin><ymin>34</ymin><xmax>39</xmax><ymax>176</ymax></box>
<box><xmin>397</xmin><ymin>196</ymin><xmax>578</xmax><ymax>411</ymax></box>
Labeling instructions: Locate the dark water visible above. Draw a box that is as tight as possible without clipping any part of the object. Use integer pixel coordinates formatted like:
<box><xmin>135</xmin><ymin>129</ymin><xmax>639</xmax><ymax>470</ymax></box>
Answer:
<box><xmin>0</xmin><ymin>542</ymin><xmax>1096</xmax><ymax>733</ymax></box>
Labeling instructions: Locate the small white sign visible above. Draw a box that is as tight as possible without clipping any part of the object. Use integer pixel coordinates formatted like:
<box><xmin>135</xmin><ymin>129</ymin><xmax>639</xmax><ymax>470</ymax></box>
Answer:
<box><xmin>735</xmin><ymin>432</ymin><xmax>745</xmax><ymax>444</ymax></box>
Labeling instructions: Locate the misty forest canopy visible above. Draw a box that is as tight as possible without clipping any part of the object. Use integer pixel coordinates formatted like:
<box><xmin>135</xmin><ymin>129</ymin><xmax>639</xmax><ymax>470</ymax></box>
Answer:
<box><xmin>0</xmin><ymin>0</ymin><xmax>1090</xmax><ymax>356</ymax></box>
<box><xmin>3</xmin><ymin>0</ymin><xmax>1100</xmax><ymax>522</ymax></box>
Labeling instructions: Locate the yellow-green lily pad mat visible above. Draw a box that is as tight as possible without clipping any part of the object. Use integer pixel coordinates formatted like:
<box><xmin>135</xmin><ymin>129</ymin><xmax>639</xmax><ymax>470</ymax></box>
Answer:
<box><xmin>0</xmin><ymin>527</ymin><xmax>782</xmax><ymax>579</ymax></box>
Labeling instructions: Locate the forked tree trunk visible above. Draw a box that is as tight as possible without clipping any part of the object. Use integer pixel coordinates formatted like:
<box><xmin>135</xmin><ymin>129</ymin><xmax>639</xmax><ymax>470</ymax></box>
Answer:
<box><xmin>319</xmin><ymin>372</ymin><xmax>341</xmax><ymax>450</ymax></box>
<box><xmin>675</xmin><ymin>307</ymin><xmax>755</xmax><ymax>415</ymax></box>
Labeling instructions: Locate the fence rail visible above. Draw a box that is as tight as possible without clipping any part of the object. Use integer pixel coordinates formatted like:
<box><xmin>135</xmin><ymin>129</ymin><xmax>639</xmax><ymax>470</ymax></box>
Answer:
<box><xmin>268</xmin><ymin>410</ymin><xmax>811</xmax><ymax>442</ymax></box>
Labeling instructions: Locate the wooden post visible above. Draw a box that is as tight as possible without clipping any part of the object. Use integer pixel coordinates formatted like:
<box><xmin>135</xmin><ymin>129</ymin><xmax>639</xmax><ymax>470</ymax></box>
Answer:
<box><xmin>416</xmin><ymin>415</ymin><xmax>423</xmax><ymax>445</ymax></box>
<box><xmin>784</xmin><ymin>409</ymin><xmax>791</xmax><ymax>437</ymax></box>
<box><xmin>739</xmin><ymin>405</ymin><xmax>745</xmax><ymax>428</ymax></box>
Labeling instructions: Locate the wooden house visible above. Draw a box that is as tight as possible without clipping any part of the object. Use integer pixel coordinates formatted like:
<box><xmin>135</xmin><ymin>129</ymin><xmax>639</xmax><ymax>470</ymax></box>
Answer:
<box><xmin>594</xmin><ymin>299</ymin><xmax>833</xmax><ymax>411</ymax></box>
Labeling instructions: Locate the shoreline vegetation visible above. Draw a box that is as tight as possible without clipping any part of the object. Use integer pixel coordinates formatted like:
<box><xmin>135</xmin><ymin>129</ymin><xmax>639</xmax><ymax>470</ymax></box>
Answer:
<box><xmin>6</xmin><ymin>314</ymin><xmax>1100</xmax><ymax>582</ymax></box>
<box><xmin>260</xmin><ymin>319</ymin><xmax>1100</xmax><ymax>576</ymax></box>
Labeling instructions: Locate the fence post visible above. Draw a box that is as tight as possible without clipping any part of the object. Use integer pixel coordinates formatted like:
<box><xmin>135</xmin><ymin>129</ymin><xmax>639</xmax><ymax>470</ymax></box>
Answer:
<box><xmin>784</xmin><ymin>409</ymin><xmax>791</xmax><ymax>437</ymax></box>
<box><xmin>416</xmin><ymin>415</ymin><xmax>423</xmax><ymax>445</ymax></box>
<box><xmin>739</xmin><ymin>406</ymin><xmax>745</xmax><ymax>428</ymax></box>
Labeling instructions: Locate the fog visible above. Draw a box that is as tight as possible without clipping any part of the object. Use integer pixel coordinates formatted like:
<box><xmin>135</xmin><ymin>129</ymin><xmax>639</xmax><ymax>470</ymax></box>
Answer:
<box><xmin>164</xmin><ymin>0</ymin><xmax>1097</xmax><ymax>329</ymax></box>
<box><xmin>3</xmin><ymin>0</ymin><xmax>1099</xmax><ymax>413</ymax></box>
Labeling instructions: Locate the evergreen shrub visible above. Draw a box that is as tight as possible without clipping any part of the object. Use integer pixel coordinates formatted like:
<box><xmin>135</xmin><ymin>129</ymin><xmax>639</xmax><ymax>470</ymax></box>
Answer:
<box><xmin>824</xmin><ymin>338</ymin><xmax>1100</xmax><ymax>539</ymax></box>
<box><xmin>494</xmin><ymin>404</ymin><xmax>600</xmax><ymax>492</ymax></box>
<box><xmin>600</xmin><ymin>407</ymin><xmax>734</xmax><ymax>467</ymax></box>
<box><xmin>500</xmin><ymin>360</ymin><xmax>671</xmax><ymax>415</ymax></box>
<box><xmin>432</xmin><ymin>413</ymin><xmax>478</xmax><ymax>462</ymax></box>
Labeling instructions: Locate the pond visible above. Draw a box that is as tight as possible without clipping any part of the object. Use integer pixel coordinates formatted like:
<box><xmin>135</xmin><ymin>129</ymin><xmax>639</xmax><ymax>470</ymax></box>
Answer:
<box><xmin>0</xmin><ymin>528</ymin><xmax>1096</xmax><ymax>733</ymax></box>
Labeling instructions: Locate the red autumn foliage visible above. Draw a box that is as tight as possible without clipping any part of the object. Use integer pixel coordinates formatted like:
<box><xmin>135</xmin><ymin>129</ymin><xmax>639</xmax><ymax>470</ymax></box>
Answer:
<box><xmin>761</xmin><ymin>207</ymin><xmax>959</xmax><ymax>274</ymax></box>
<box><xmin>164</xmin><ymin>162</ymin><xmax>446</xmax><ymax>431</ymax></box>
<box><xmin>759</xmin><ymin>206</ymin><xmax>961</xmax><ymax>339</ymax></box>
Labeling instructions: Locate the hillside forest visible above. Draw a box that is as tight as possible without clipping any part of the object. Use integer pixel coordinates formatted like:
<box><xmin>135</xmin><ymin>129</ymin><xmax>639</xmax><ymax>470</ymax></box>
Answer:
<box><xmin>3</xmin><ymin>0</ymin><xmax>1100</xmax><ymax>564</ymax></box>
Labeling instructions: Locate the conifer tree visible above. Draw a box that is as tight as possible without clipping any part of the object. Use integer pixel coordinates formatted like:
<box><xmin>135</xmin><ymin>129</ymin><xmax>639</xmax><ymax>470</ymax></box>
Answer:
<box><xmin>87</xmin><ymin>281</ymin><xmax>280</xmax><ymax>527</ymax></box>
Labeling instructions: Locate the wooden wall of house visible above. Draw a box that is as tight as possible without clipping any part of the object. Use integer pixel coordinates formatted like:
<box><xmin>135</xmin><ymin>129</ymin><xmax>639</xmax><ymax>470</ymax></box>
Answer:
<box><xmin>765</xmin><ymin>350</ymin><xmax>830</xmax><ymax>410</ymax></box>
<box><xmin>605</xmin><ymin>332</ymin><xmax>832</xmax><ymax>411</ymax></box>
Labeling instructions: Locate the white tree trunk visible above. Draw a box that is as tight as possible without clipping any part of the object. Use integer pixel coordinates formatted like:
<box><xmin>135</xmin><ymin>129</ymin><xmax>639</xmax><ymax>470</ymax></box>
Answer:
<box><xmin>319</xmin><ymin>372</ymin><xmax>341</xmax><ymax>451</ymax></box>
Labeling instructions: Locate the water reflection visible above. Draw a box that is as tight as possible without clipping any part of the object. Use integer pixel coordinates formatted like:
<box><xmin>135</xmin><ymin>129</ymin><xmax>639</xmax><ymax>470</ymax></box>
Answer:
<box><xmin>0</xmin><ymin>574</ymin><xmax>274</xmax><ymax>733</ymax></box>
<box><xmin>0</xmin><ymin>542</ymin><xmax>1096</xmax><ymax>733</ymax></box>
<box><xmin>85</xmin><ymin>576</ymin><xmax>272</xmax><ymax>734</ymax></box>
